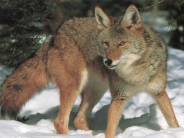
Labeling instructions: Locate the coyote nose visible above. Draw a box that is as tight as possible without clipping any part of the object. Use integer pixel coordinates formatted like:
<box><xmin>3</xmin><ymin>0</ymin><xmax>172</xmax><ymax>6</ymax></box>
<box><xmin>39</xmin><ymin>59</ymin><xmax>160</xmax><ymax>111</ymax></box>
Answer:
<box><xmin>104</xmin><ymin>59</ymin><xmax>113</xmax><ymax>66</ymax></box>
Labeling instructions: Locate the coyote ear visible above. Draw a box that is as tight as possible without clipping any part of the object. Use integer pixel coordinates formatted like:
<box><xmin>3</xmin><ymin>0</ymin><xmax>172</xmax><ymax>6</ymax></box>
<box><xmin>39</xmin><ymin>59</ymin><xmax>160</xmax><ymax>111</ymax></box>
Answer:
<box><xmin>121</xmin><ymin>5</ymin><xmax>142</xmax><ymax>30</ymax></box>
<box><xmin>95</xmin><ymin>6</ymin><xmax>112</xmax><ymax>31</ymax></box>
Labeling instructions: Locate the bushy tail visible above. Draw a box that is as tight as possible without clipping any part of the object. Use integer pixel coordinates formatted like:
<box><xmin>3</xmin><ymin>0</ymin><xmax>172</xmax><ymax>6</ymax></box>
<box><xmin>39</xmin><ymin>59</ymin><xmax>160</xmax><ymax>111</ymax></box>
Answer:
<box><xmin>0</xmin><ymin>40</ymin><xmax>50</xmax><ymax>119</ymax></box>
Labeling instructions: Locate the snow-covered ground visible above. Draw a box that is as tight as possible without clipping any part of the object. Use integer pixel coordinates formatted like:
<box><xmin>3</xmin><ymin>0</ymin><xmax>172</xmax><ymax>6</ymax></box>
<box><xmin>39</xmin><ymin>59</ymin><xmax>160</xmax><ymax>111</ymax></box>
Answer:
<box><xmin>0</xmin><ymin>46</ymin><xmax>184</xmax><ymax>138</ymax></box>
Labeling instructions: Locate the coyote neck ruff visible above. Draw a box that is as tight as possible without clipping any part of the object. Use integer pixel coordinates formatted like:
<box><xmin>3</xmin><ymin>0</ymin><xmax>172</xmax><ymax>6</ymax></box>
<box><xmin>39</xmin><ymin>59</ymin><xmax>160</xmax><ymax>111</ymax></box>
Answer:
<box><xmin>114</xmin><ymin>27</ymin><xmax>167</xmax><ymax>86</ymax></box>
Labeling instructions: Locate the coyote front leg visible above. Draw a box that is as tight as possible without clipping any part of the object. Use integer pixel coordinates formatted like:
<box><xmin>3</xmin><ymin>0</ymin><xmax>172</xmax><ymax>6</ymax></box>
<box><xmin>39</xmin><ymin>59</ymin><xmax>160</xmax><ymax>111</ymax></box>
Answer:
<box><xmin>74</xmin><ymin>80</ymin><xmax>108</xmax><ymax>131</ymax></box>
<box><xmin>152</xmin><ymin>91</ymin><xmax>179</xmax><ymax>127</ymax></box>
<box><xmin>105</xmin><ymin>94</ymin><xmax>130</xmax><ymax>138</ymax></box>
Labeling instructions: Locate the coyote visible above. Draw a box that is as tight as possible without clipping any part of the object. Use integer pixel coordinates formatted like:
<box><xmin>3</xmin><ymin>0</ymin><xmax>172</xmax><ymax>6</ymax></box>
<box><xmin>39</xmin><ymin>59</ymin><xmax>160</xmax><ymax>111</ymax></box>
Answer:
<box><xmin>0</xmin><ymin>5</ymin><xmax>179</xmax><ymax>138</ymax></box>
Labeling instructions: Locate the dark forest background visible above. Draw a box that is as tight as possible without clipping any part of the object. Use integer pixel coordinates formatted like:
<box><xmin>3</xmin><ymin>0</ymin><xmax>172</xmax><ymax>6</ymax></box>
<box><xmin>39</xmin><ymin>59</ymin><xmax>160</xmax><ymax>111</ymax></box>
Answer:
<box><xmin>0</xmin><ymin>0</ymin><xmax>184</xmax><ymax>67</ymax></box>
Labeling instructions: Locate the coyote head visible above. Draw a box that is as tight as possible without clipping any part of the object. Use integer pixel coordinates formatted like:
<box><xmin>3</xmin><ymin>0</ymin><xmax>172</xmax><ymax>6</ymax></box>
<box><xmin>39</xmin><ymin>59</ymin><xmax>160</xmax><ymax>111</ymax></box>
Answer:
<box><xmin>95</xmin><ymin>5</ymin><xmax>146</xmax><ymax>69</ymax></box>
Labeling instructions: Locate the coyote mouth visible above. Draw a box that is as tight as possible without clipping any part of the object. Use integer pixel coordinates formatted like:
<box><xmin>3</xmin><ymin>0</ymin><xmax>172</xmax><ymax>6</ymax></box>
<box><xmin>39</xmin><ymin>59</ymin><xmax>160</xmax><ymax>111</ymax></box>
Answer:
<box><xmin>107</xmin><ymin>65</ymin><xmax>117</xmax><ymax>70</ymax></box>
<box><xmin>103</xmin><ymin>58</ymin><xmax>122</xmax><ymax>70</ymax></box>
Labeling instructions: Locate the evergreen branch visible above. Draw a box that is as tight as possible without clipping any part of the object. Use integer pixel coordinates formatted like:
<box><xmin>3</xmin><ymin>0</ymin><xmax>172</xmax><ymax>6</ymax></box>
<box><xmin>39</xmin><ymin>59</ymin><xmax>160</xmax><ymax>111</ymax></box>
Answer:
<box><xmin>168</xmin><ymin>13</ymin><xmax>184</xmax><ymax>30</ymax></box>
<box><xmin>169</xmin><ymin>0</ymin><xmax>184</xmax><ymax>10</ymax></box>
<box><xmin>142</xmin><ymin>0</ymin><xmax>165</xmax><ymax>10</ymax></box>
<box><xmin>0</xmin><ymin>51</ymin><xmax>23</xmax><ymax>61</ymax></box>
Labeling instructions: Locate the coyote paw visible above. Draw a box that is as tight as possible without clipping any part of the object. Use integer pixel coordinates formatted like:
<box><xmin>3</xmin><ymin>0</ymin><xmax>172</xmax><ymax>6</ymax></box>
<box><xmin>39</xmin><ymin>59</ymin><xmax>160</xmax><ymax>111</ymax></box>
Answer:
<box><xmin>54</xmin><ymin>118</ymin><xmax>69</xmax><ymax>134</ymax></box>
<box><xmin>73</xmin><ymin>116</ymin><xmax>90</xmax><ymax>131</ymax></box>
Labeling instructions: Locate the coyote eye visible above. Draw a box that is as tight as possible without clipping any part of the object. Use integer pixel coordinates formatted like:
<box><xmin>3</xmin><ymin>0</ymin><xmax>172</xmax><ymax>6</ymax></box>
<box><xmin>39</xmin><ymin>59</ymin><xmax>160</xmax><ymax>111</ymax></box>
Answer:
<box><xmin>118</xmin><ymin>41</ymin><xmax>126</xmax><ymax>46</ymax></box>
<box><xmin>103</xmin><ymin>41</ymin><xmax>109</xmax><ymax>47</ymax></box>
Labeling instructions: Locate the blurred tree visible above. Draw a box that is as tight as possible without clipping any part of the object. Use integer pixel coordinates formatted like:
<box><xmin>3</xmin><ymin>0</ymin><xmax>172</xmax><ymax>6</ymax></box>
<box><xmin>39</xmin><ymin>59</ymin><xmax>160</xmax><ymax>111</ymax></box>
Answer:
<box><xmin>0</xmin><ymin>0</ymin><xmax>183</xmax><ymax>68</ymax></box>
<box><xmin>0</xmin><ymin>0</ymin><xmax>52</xmax><ymax>67</ymax></box>
<box><xmin>167</xmin><ymin>1</ymin><xmax>184</xmax><ymax>50</ymax></box>
<box><xmin>0</xmin><ymin>0</ymin><xmax>141</xmax><ymax>68</ymax></box>
<box><xmin>138</xmin><ymin>0</ymin><xmax>184</xmax><ymax>49</ymax></box>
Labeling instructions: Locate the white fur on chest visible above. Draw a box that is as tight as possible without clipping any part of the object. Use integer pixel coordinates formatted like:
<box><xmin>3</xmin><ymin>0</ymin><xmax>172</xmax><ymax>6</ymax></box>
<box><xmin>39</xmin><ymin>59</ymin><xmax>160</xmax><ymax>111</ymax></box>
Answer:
<box><xmin>78</xmin><ymin>69</ymin><xmax>88</xmax><ymax>93</ymax></box>
<box><xmin>115</xmin><ymin>54</ymin><xmax>140</xmax><ymax>78</ymax></box>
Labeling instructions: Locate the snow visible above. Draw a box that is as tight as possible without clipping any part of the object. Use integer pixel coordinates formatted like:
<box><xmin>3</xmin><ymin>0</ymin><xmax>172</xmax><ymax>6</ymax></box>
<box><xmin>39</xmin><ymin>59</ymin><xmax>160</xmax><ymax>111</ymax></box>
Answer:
<box><xmin>0</xmin><ymin>46</ymin><xmax>184</xmax><ymax>138</ymax></box>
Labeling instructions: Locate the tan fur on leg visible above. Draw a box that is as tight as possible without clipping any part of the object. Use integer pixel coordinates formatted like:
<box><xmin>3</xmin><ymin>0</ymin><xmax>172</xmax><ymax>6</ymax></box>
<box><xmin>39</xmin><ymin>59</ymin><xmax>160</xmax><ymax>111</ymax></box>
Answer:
<box><xmin>152</xmin><ymin>91</ymin><xmax>179</xmax><ymax>127</ymax></box>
